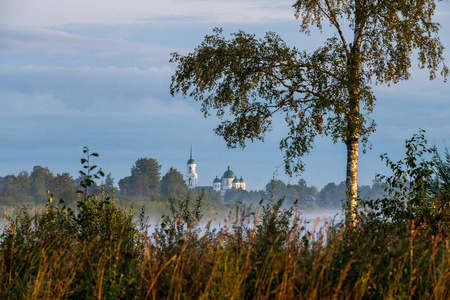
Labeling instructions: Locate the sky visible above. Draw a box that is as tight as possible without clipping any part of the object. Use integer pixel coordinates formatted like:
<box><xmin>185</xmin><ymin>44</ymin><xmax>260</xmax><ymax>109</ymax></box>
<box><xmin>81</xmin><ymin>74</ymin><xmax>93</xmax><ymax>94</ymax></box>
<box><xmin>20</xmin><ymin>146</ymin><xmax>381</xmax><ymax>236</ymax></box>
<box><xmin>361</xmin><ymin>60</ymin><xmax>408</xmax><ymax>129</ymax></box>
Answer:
<box><xmin>0</xmin><ymin>0</ymin><xmax>449</xmax><ymax>191</ymax></box>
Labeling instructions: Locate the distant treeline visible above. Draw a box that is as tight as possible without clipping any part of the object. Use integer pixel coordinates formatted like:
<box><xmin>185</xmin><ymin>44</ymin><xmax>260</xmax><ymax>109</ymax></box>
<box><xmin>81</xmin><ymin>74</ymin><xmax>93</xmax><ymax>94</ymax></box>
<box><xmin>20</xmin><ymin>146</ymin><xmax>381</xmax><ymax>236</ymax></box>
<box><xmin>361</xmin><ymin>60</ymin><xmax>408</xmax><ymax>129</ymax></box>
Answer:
<box><xmin>224</xmin><ymin>178</ymin><xmax>387</xmax><ymax>208</ymax></box>
<box><xmin>0</xmin><ymin>156</ymin><xmax>388</xmax><ymax>209</ymax></box>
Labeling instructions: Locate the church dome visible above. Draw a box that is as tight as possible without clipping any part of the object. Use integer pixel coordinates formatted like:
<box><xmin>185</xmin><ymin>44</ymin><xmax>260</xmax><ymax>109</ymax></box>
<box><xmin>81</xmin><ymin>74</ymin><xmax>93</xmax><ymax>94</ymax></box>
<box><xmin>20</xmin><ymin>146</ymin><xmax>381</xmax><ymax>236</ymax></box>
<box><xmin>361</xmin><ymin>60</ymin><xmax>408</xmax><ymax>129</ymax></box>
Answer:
<box><xmin>213</xmin><ymin>176</ymin><xmax>221</xmax><ymax>183</ymax></box>
<box><xmin>239</xmin><ymin>177</ymin><xmax>245</xmax><ymax>183</ymax></box>
<box><xmin>223</xmin><ymin>165</ymin><xmax>235</xmax><ymax>179</ymax></box>
<box><xmin>233</xmin><ymin>177</ymin><xmax>239</xmax><ymax>183</ymax></box>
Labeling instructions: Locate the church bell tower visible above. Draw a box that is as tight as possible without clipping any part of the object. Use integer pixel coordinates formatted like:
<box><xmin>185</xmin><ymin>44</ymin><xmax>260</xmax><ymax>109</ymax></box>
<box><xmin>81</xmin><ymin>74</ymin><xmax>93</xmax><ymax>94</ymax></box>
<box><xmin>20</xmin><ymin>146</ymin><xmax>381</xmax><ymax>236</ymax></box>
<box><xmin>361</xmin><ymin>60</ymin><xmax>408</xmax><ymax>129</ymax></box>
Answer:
<box><xmin>185</xmin><ymin>144</ymin><xmax>198</xmax><ymax>189</ymax></box>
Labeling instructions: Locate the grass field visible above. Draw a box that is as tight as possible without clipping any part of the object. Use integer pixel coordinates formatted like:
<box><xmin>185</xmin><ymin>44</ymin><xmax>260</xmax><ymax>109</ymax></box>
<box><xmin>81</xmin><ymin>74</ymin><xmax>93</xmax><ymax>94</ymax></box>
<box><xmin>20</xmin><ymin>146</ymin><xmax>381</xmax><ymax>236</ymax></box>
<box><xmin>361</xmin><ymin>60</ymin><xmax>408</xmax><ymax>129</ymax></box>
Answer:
<box><xmin>1</xmin><ymin>192</ymin><xmax>449</xmax><ymax>299</ymax></box>
<box><xmin>2</xmin><ymin>135</ymin><xmax>449</xmax><ymax>299</ymax></box>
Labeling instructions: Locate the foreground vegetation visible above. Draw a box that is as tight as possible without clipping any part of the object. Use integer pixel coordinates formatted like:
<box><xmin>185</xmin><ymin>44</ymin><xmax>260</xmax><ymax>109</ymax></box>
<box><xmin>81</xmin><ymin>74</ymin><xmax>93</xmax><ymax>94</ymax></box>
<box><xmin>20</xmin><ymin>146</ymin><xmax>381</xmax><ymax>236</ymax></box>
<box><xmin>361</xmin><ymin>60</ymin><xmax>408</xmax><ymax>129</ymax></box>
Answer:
<box><xmin>1</xmin><ymin>192</ymin><xmax>449</xmax><ymax>299</ymax></box>
<box><xmin>1</xmin><ymin>133</ymin><xmax>450</xmax><ymax>299</ymax></box>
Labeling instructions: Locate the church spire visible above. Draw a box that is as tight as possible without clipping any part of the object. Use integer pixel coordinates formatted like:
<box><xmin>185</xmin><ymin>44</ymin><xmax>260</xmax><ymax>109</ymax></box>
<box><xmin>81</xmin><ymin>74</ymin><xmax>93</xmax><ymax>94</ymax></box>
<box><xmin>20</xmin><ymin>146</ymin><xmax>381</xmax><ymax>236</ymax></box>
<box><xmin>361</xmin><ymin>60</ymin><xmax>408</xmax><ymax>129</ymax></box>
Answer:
<box><xmin>186</xmin><ymin>143</ymin><xmax>197</xmax><ymax>189</ymax></box>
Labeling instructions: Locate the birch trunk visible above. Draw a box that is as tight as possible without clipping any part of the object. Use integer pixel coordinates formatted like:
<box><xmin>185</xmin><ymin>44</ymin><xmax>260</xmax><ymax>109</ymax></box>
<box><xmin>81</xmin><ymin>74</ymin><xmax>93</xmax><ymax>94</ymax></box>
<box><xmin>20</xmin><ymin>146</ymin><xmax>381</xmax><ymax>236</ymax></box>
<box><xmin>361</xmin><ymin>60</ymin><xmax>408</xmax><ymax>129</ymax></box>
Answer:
<box><xmin>345</xmin><ymin>63</ymin><xmax>360</xmax><ymax>223</ymax></box>
<box><xmin>345</xmin><ymin>132</ymin><xmax>359</xmax><ymax>223</ymax></box>
<box><xmin>345</xmin><ymin>0</ymin><xmax>363</xmax><ymax>223</ymax></box>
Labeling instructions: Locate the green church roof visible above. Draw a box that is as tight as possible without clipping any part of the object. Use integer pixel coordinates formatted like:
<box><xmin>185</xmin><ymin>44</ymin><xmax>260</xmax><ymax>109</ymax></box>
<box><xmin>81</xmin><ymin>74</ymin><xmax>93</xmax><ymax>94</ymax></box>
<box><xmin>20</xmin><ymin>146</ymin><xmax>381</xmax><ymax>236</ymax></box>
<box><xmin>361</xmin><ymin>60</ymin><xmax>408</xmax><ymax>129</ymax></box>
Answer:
<box><xmin>213</xmin><ymin>176</ymin><xmax>221</xmax><ymax>183</ymax></box>
<box><xmin>223</xmin><ymin>165</ymin><xmax>235</xmax><ymax>179</ymax></box>
<box><xmin>239</xmin><ymin>177</ymin><xmax>245</xmax><ymax>183</ymax></box>
<box><xmin>187</xmin><ymin>144</ymin><xmax>195</xmax><ymax>164</ymax></box>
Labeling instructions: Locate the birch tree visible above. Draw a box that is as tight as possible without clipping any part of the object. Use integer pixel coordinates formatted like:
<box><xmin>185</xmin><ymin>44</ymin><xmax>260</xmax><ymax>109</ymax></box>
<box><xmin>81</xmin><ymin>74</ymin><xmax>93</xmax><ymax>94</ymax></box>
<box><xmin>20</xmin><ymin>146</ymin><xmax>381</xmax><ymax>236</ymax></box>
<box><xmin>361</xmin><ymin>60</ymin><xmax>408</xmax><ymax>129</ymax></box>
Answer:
<box><xmin>170</xmin><ymin>0</ymin><xmax>448</xmax><ymax>222</ymax></box>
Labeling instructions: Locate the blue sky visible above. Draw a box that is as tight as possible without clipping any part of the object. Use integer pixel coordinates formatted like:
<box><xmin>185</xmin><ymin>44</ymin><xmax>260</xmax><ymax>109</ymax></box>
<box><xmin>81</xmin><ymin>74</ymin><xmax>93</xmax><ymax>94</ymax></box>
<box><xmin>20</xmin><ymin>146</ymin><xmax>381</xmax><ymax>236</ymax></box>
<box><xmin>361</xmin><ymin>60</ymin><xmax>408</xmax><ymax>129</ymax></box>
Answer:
<box><xmin>0</xmin><ymin>0</ymin><xmax>449</xmax><ymax>191</ymax></box>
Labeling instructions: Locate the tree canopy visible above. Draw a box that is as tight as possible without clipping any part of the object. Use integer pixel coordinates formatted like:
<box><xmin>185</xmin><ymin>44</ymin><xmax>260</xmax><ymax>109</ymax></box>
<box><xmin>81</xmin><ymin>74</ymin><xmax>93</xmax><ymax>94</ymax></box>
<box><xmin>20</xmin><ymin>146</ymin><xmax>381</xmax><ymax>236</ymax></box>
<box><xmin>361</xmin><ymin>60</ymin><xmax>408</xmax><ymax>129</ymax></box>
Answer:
<box><xmin>160</xmin><ymin>167</ymin><xmax>188</xmax><ymax>198</ymax></box>
<box><xmin>29</xmin><ymin>166</ymin><xmax>54</xmax><ymax>200</ymax></box>
<box><xmin>118</xmin><ymin>158</ymin><xmax>161</xmax><ymax>198</ymax></box>
<box><xmin>171</xmin><ymin>0</ymin><xmax>448</xmax><ymax>221</ymax></box>
<box><xmin>0</xmin><ymin>166</ymin><xmax>78</xmax><ymax>206</ymax></box>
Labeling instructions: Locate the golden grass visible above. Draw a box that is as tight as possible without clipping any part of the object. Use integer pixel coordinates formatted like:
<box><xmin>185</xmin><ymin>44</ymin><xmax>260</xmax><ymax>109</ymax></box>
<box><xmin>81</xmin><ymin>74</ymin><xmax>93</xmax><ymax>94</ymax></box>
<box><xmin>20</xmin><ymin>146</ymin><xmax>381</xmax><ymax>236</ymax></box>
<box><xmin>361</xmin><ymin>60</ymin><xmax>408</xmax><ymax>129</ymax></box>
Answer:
<box><xmin>1</xmin><ymin>203</ymin><xmax>450</xmax><ymax>299</ymax></box>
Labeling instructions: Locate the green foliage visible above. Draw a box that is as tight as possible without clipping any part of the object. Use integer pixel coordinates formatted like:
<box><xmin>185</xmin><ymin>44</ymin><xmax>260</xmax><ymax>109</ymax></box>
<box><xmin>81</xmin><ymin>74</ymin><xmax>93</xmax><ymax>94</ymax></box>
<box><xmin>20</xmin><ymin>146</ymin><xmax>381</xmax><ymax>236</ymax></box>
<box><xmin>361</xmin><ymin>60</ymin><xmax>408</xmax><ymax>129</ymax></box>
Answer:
<box><xmin>362</xmin><ymin>131</ymin><xmax>433</xmax><ymax>223</ymax></box>
<box><xmin>78</xmin><ymin>147</ymin><xmax>104</xmax><ymax>198</ymax></box>
<box><xmin>0</xmin><ymin>148</ymin><xmax>140</xmax><ymax>299</ymax></box>
<box><xmin>265</xmin><ymin>179</ymin><xmax>287</xmax><ymax>198</ymax></box>
<box><xmin>160</xmin><ymin>167</ymin><xmax>188</xmax><ymax>198</ymax></box>
<box><xmin>171</xmin><ymin>0</ymin><xmax>448</xmax><ymax>221</ymax></box>
<box><xmin>29</xmin><ymin>166</ymin><xmax>53</xmax><ymax>203</ymax></box>
<box><xmin>317</xmin><ymin>181</ymin><xmax>346</xmax><ymax>208</ymax></box>
<box><xmin>290</xmin><ymin>178</ymin><xmax>318</xmax><ymax>198</ymax></box>
<box><xmin>2</xmin><ymin>166</ymin><xmax>450</xmax><ymax>298</ymax></box>
<box><xmin>171</xmin><ymin>27</ymin><xmax>366</xmax><ymax>175</ymax></box>
<box><xmin>118</xmin><ymin>157</ymin><xmax>161</xmax><ymax>198</ymax></box>
<box><xmin>381</xmin><ymin>130</ymin><xmax>435</xmax><ymax>204</ymax></box>
<box><xmin>0</xmin><ymin>171</ymin><xmax>33</xmax><ymax>206</ymax></box>
<box><xmin>168</xmin><ymin>191</ymin><xmax>204</xmax><ymax>229</ymax></box>
<box><xmin>156</xmin><ymin>191</ymin><xmax>205</xmax><ymax>249</ymax></box>
<box><xmin>104</xmin><ymin>172</ymin><xmax>116</xmax><ymax>194</ymax></box>
<box><xmin>254</xmin><ymin>197</ymin><xmax>294</xmax><ymax>257</ymax></box>
<box><xmin>0</xmin><ymin>167</ymin><xmax>78</xmax><ymax>207</ymax></box>
<box><xmin>52</xmin><ymin>172</ymin><xmax>78</xmax><ymax>205</ymax></box>
<box><xmin>358</xmin><ymin>179</ymin><xmax>387</xmax><ymax>202</ymax></box>
<box><xmin>360</xmin><ymin>130</ymin><xmax>450</xmax><ymax>237</ymax></box>
<box><xmin>223</xmin><ymin>188</ymin><xmax>265</xmax><ymax>204</ymax></box>
<box><xmin>3</xmin><ymin>140</ymin><xmax>450</xmax><ymax>298</ymax></box>
<box><xmin>432</xmin><ymin>146</ymin><xmax>450</xmax><ymax>193</ymax></box>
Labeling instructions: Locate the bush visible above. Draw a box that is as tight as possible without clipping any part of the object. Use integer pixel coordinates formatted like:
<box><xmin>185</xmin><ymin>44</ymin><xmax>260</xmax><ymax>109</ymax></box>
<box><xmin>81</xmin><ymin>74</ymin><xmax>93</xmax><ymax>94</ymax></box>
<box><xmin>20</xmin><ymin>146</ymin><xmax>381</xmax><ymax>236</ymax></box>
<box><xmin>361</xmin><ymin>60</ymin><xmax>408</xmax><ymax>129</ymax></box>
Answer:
<box><xmin>361</xmin><ymin>130</ymin><xmax>450</xmax><ymax>230</ymax></box>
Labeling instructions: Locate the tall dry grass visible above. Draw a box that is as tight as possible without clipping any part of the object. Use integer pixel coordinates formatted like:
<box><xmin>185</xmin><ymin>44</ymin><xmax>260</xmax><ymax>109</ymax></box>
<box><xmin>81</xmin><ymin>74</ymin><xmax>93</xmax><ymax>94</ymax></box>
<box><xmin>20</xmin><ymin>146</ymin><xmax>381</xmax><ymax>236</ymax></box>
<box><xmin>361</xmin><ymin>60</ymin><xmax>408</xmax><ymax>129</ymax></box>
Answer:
<box><xmin>2</xmin><ymin>193</ymin><xmax>449</xmax><ymax>299</ymax></box>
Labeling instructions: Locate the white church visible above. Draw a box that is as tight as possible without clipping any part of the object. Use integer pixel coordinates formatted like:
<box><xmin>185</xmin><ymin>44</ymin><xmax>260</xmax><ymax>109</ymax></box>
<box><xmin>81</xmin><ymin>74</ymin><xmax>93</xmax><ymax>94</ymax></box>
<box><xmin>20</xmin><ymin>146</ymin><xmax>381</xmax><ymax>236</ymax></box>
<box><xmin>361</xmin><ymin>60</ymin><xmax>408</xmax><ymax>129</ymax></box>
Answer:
<box><xmin>185</xmin><ymin>146</ymin><xmax>246</xmax><ymax>195</ymax></box>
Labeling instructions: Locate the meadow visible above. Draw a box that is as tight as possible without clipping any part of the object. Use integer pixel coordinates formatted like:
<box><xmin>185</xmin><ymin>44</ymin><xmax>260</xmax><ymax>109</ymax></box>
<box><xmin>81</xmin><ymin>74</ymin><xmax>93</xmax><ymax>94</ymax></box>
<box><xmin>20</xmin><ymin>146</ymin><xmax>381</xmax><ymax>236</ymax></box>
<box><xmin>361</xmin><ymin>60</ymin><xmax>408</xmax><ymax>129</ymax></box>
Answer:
<box><xmin>1</xmin><ymin>133</ymin><xmax>450</xmax><ymax>299</ymax></box>
<box><xmin>1</xmin><ymin>186</ymin><xmax>449</xmax><ymax>299</ymax></box>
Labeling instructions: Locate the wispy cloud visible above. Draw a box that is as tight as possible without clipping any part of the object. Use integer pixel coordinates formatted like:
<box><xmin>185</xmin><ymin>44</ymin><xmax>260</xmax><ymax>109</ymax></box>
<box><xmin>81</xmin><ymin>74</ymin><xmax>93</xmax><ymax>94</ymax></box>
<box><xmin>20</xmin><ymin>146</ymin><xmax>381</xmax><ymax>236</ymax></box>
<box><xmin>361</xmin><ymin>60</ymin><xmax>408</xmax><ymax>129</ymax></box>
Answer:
<box><xmin>0</xmin><ymin>26</ymin><xmax>176</xmax><ymax>63</ymax></box>
<box><xmin>0</xmin><ymin>90</ymin><xmax>195</xmax><ymax>117</ymax></box>
<box><xmin>0</xmin><ymin>92</ymin><xmax>69</xmax><ymax>115</ymax></box>
<box><xmin>0</xmin><ymin>64</ymin><xmax>174</xmax><ymax>98</ymax></box>
<box><xmin>87</xmin><ymin>97</ymin><xmax>196</xmax><ymax>116</ymax></box>
<box><xmin>1</xmin><ymin>0</ymin><xmax>294</xmax><ymax>28</ymax></box>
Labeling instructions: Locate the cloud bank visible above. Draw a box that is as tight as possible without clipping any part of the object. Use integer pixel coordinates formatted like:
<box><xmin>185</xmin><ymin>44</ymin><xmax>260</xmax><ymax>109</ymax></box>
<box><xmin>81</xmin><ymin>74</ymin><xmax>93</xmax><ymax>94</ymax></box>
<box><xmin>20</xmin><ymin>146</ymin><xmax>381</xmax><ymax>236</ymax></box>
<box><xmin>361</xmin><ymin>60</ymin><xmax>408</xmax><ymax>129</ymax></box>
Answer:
<box><xmin>1</xmin><ymin>0</ymin><xmax>294</xmax><ymax>27</ymax></box>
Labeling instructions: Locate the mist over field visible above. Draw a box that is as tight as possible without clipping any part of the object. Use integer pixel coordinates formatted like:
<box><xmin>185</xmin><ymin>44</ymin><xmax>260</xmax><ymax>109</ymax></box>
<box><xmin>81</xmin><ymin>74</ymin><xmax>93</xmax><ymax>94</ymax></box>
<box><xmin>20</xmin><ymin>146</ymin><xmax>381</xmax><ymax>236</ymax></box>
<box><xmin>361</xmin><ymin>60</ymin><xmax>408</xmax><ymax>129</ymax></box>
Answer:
<box><xmin>140</xmin><ymin>206</ymin><xmax>343</xmax><ymax>234</ymax></box>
